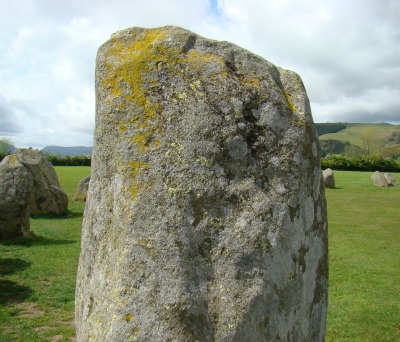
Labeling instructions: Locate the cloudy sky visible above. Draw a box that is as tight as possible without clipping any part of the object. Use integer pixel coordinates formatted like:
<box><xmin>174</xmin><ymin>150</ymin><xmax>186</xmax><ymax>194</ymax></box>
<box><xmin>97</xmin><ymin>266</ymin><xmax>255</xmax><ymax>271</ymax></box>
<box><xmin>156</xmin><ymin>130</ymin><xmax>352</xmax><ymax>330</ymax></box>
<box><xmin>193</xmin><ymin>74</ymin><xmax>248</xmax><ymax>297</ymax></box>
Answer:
<box><xmin>0</xmin><ymin>0</ymin><xmax>399</xmax><ymax>148</ymax></box>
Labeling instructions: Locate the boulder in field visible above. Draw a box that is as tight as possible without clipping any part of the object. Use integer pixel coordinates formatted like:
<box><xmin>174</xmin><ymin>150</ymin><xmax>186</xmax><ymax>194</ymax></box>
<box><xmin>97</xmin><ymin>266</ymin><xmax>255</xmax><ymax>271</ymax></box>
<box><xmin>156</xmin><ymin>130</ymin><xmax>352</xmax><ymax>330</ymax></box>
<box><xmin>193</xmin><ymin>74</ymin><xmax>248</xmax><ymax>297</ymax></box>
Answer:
<box><xmin>76</xmin><ymin>26</ymin><xmax>328</xmax><ymax>342</ymax></box>
<box><xmin>322</xmin><ymin>168</ymin><xmax>335</xmax><ymax>188</ymax></box>
<box><xmin>384</xmin><ymin>173</ymin><xmax>396</xmax><ymax>186</ymax></box>
<box><xmin>74</xmin><ymin>176</ymin><xmax>90</xmax><ymax>202</ymax></box>
<box><xmin>0</xmin><ymin>155</ymin><xmax>33</xmax><ymax>239</ymax></box>
<box><xmin>14</xmin><ymin>149</ymin><xmax>68</xmax><ymax>215</ymax></box>
<box><xmin>371</xmin><ymin>171</ymin><xmax>388</xmax><ymax>187</ymax></box>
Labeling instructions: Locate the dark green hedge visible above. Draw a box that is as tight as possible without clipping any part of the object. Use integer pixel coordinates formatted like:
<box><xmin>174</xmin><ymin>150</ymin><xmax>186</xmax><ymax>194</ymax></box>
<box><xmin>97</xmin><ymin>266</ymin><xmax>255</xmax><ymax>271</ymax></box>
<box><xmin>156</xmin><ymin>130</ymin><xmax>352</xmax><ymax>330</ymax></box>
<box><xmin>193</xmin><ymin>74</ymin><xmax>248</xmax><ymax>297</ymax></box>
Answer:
<box><xmin>321</xmin><ymin>155</ymin><xmax>400</xmax><ymax>172</ymax></box>
<box><xmin>44</xmin><ymin>154</ymin><xmax>91</xmax><ymax>166</ymax></box>
<box><xmin>0</xmin><ymin>152</ymin><xmax>91</xmax><ymax>166</ymax></box>
<box><xmin>315</xmin><ymin>123</ymin><xmax>347</xmax><ymax>136</ymax></box>
<box><xmin>47</xmin><ymin>154</ymin><xmax>400</xmax><ymax>171</ymax></box>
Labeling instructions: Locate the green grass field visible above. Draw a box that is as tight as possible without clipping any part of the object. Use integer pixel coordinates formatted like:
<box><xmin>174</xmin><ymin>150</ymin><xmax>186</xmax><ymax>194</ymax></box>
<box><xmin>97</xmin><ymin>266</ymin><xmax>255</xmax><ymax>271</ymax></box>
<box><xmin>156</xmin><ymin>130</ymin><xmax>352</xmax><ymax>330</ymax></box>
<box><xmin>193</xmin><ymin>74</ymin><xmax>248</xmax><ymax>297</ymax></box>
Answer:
<box><xmin>325</xmin><ymin>171</ymin><xmax>400</xmax><ymax>341</ymax></box>
<box><xmin>0</xmin><ymin>167</ymin><xmax>399</xmax><ymax>341</ymax></box>
<box><xmin>0</xmin><ymin>167</ymin><xmax>90</xmax><ymax>342</ymax></box>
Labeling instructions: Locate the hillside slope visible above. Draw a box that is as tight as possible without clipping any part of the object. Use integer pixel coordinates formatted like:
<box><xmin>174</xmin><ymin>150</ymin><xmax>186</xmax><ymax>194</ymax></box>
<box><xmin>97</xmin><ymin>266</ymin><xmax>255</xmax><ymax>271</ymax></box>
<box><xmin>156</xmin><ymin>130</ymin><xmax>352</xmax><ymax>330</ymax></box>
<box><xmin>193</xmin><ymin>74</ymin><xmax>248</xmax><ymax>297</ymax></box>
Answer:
<box><xmin>319</xmin><ymin>123</ymin><xmax>400</xmax><ymax>151</ymax></box>
<box><xmin>41</xmin><ymin>146</ymin><xmax>93</xmax><ymax>156</ymax></box>
<box><xmin>319</xmin><ymin>123</ymin><xmax>400</xmax><ymax>157</ymax></box>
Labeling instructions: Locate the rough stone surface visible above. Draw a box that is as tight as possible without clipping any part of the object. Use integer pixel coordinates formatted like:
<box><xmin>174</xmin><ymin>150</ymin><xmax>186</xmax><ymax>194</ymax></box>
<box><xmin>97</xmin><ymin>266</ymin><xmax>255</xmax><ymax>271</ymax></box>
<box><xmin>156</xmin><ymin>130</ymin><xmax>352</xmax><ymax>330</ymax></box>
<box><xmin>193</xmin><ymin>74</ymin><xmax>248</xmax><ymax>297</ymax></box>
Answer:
<box><xmin>76</xmin><ymin>26</ymin><xmax>328</xmax><ymax>341</ymax></box>
<box><xmin>0</xmin><ymin>155</ymin><xmax>33</xmax><ymax>239</ymax></box>
<box><xmin>323</xmin><ymin>168</ymin><xmax>335</xmax><ymax>188</ymax></box>
<box><xmin>74</xmin><ymin>176</ymin><xmax>90</xmax><ymax>202</ymax></box>
<box><xmin>14</xmin><ymin>149</ymin><xmax>68</xmax><ymax>215</ymax></box>
<box><xmin>384</xmin><ymin>172</ymin><xmax>396</xmax><ymax>186</ymax></box>
<box><xmin>371</xmin><ymin>171</ymin><xmax>389</xmax><ymax>187</ymax></box>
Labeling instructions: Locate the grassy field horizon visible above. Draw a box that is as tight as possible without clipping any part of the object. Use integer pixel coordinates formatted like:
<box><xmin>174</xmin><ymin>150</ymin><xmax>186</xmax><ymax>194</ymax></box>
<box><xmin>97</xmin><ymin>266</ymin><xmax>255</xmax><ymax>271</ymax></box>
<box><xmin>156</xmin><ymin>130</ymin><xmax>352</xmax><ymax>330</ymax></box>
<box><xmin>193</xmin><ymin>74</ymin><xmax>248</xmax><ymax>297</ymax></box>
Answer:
<box><xmin>1</xmin><ymin>167</ymin><xmax>399</xmax><ymax>341</ymax></box>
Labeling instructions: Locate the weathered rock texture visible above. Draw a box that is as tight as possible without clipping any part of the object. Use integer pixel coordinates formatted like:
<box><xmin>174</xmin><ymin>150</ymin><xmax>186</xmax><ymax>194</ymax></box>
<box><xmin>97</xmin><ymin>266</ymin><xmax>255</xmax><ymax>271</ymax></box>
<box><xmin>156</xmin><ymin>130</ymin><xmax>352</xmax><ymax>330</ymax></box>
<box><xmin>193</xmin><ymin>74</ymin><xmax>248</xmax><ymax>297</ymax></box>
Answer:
<box><xmin>323</xmin><ymin>168</ymin><xmax>335</xmax><ymax>188</ymax></box>
<box><xmin>371</xmin><ymin>171</ymin><xmax>389</xmax><ymax>187</ymax></box>
<box><xmin>384</xmin><ymin>172</ymin><xmax>396</xmax><ymax>186</ymax></box>
<box><xmin>14</xmin><ymin>149</ymin><xmax>68</xmax><ymax>215</ymax></box>
<box><xmin>74</xmin><ymin>176</ymin><xmax>90</xmax><ymax>201</ymax></box>
<box><xmin>76</xmin><ymin>26</ymin><xmax>328</xmax><ymax>341</ymax></box>
<box><xmin>0</xmin><ymin>155</ymin><xmax>33</xmax><ymax>239</ymax></box>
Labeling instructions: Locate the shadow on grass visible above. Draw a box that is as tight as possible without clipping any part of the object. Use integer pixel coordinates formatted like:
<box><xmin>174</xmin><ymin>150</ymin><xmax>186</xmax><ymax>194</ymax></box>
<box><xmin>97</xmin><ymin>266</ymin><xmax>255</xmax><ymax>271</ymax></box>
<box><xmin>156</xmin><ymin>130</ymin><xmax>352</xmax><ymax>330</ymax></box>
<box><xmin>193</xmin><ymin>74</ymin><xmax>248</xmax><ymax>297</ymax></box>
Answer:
<box><xmin>0</xmin><ymin>258</ymin><xmax>33</xmax><ymax>305</ymax></box>
<box><xmin>0</xmin><ymin>279</ymin><xmax>34</xmax><ymax>305</ymax></box>
<box><xmin>0</xmin><ymin>235</ymin><xmax>76</xmax><ymax>247</ymax></box>
<box><xmin>30</xmin><ymin>210</ymin><xmax>83</xmax><ymax>220</ymax></box>
<box><xmin>0</xmin><ymin>258</ymin><xmax>31</xmax><ymax>276</ymax></box>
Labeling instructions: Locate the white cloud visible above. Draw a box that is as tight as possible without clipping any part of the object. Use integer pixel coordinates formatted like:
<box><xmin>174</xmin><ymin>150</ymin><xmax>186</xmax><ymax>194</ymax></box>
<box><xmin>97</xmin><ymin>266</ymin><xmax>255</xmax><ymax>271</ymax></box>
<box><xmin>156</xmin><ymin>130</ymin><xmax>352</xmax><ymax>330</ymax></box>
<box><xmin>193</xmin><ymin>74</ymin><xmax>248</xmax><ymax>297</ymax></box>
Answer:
<box><xmin>0</xmin><ymin>93</ymin><xmax>22</xmax><ymax>135</ymax></box>
<box><xmin>0</xmin><ymin>0</ymin><xmax>399</xmax><ymax>148</ymax></box>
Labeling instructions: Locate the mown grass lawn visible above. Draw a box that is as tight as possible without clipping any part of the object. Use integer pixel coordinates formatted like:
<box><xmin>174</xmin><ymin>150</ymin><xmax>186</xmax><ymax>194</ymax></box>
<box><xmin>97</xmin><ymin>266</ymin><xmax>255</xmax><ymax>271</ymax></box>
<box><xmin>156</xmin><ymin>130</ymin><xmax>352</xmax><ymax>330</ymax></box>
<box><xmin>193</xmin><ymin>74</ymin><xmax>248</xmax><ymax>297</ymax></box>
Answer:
<box><xmin>325</xmin><ymin>171</ymin><xmax>400</xmax><ymax>341</ymax></box>
<box><xmin>0</xmin><ymin>167</ymin><xmax>399</xmax><ymax>341</ymax></box>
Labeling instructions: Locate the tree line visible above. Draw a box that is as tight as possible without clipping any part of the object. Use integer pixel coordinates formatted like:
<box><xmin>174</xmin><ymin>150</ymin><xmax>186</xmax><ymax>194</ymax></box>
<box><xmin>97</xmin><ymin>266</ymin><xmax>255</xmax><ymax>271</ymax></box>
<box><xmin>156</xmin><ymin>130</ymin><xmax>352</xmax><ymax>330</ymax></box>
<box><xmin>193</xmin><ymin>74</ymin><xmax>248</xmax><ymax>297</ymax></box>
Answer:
<box><xmin>0</xmin><ymin>151</ymin><xmax>91</xmax><ymax>166</ymax></box>
<box><xmin>1</xmin><ymin>138</ymin><xmax>399</xmax><ymax>172</ymax></box>
<box><xmin>321</xmin><ymin>154</ymin><xmax>400</xmax><ymax>172</ymax></box>
<box><xmin>0</xmin><ymin>139</ymin><xmax>91</xmax><ymax>166</ymax></box>
<box><xmin>2</xmin><ymin>152</ymin><xmax>399</xmax><ymax>172</ymax></box>
<box><xmin>43</xmin><ymin>153</ymin><xmax>91</xmax><ymax>166</ymax></box>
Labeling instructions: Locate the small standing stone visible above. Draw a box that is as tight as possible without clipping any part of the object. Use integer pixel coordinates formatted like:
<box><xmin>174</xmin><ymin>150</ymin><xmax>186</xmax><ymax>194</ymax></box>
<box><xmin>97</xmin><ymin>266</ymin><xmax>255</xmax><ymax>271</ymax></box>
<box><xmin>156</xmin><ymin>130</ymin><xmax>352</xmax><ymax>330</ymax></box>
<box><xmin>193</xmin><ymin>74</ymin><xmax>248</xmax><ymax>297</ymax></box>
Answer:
<box><xmin>384</xmin><ymin>173</ymin><xmax>396</xmax><ymax>186</ymax></box>
<box><xmin>14</xmin><ymin>149</ymin><xmax>68</xmax><ymax>215</ymax></box>
<box><xmin>74</xmin><ymin>176</ymin><xmax>90</xmax><ymax>202</ymax></box>
<box><xmin>323</xmin><ymin>168</ymin><xmax>335</xmax><ymax>188</ymax></box>
<box><xmin>0</xmin><ymin>155</ymin><xmax>33</xmax><ymax>239</ymax></box>
<box><xmin>371</xmin><ymin>171</ymin><xmax>389</xmax><ymax>187</ymax></box>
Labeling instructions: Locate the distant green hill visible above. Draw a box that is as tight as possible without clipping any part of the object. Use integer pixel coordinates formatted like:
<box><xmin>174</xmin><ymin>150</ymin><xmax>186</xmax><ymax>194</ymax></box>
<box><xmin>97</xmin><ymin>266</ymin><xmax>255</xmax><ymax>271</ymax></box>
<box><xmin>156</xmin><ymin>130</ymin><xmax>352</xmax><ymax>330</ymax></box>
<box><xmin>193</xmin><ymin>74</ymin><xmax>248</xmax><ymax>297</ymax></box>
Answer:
<box><xmin>41</xmin><ymin>146</ymin><xmax>93</xmax><ymax>156</ymax></box>
<box><xmin>315</xmin><ymin>123</ymin><xmax>347</xmax><ymax>136</ymax></box>
<box><xmin>316</xmin><ymin>123</ymin><xmax>400</xmax><ymax>159</ymax></box>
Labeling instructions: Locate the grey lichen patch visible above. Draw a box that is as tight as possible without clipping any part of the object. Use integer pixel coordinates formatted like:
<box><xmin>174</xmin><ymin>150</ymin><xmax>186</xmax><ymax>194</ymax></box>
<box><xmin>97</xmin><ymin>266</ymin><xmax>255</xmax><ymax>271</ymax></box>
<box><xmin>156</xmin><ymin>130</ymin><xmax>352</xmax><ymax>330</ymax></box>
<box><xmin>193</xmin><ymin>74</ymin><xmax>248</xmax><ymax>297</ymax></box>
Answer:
<box><xmin>227</xmin><ymin>136</ymin><xmax>249</xmax><ymax>160</ymax></box>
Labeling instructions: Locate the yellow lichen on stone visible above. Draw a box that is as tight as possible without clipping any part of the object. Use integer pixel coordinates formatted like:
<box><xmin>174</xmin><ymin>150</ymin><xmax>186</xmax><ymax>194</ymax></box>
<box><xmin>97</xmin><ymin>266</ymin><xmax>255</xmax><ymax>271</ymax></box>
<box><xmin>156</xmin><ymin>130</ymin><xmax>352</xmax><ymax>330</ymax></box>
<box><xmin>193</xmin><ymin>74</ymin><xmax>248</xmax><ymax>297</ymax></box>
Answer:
<box><xmin>122</xmin><ymin>324</ymin><xmax>139</xmax><ymax>341</ymax></box>
<box><xmin>102</xmin><ymin>29</ymin><xmax>167</xmax><ymax>153</ymax></box>
<box><xmin>102</xmin><ymin>29</ymin><xmax>173</xmax><ymax>200</ymax></box>
<box><xmin>198</xmin><ymin>156</ymin><xmax>212</xmax><ymax>168</ymax></box>
<box><xmin>8</xmin><ymin>155</ymin><xmax>18</xmax><ymax>167</ymax></box>
<box><xmin>241</xmin><ymin>76</ymin><xmax>261</xmax><ymax>89</ymax></box>
<box><xmin>282</xmin><ymin>91</ymin><xmax>307</xmax><ymax>127</ymax></box>
<box><xmin>283</xmin><ymin>91</ymin><xmax>296</xmax><ymax>113</ymax></box>
<box><xmin>129</xmin><ymin>160</ymin><xmax>151</xmax><ymax>200</ymax></box>
<box><xmin>153</xmin><ymin>139</ymin><xmax>161</xmax><ymax>148</ymax></box>
<box><xmin>186</xmin><ymin>51</ymin><xmax>227</xmax><ymax>79</ymax></box>
<box><xmin>186</xmin><ymin>51</ymin><xmax>224</xmax><ymax>65</ymax></box>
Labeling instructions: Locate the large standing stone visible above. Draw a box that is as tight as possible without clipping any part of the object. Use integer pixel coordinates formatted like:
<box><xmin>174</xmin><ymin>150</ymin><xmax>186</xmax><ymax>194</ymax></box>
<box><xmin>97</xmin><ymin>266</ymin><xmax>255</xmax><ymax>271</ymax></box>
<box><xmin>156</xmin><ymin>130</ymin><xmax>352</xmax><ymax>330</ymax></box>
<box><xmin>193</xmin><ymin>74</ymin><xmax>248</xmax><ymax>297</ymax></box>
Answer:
<box><xmin>74</xmin><ymin>176</ymin><xmax>90</xmax><ymax>202</ymax></box>
<box><xmin>14</xmin><ymin>149</ymin><xmax>68</xmax><ymax>215</ymax></box>
<box><xmin>323</xmin><ymin>168</ymin><xmax>335</xmax><ymax>188</ymax></box>
<box><xmin>76</xmin><ymin>26</ymin><xmax>328</xmax><ymax>341</ymax></box>
<box><xmin>371</xmin><ymin>171</ymin><xmax>388</xmax><ymax>187</ymax></box>
<box><xmin>0</xmin><ymin>155</ymin><xmax>33</xmax><ymax>239</ymax></box>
